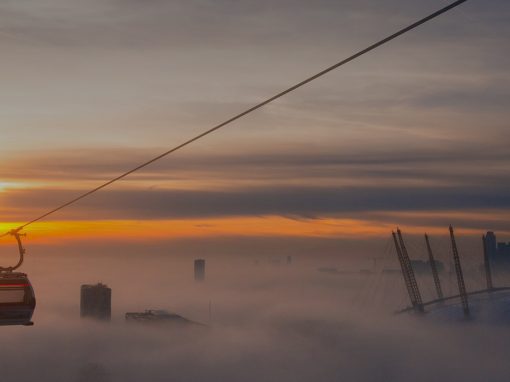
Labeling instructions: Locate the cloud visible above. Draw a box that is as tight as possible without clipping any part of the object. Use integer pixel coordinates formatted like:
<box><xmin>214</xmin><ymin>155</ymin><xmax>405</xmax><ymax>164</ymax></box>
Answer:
<box><xmin>0</xmin><ymin>0</ymin><xmax>471</xmax><ymax>48</ymax></box>
<box><xmin>3</xmin><ymin>143</ymin><xmax>510</xmax><ymax>182</ymax></box>
<box><xmin>2</xmin><ymin>145</ymin><xmax>510</xmax><ymax>227</ymax></box>
<box><xmin>3</xmin><ymin>183</ymin><xmax>510</xmax><ymax>223</ymax></box>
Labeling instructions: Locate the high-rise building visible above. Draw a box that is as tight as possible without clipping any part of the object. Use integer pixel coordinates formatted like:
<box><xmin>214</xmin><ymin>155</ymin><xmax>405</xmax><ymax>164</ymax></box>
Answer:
<box><xmin>498</xmin><ymin>242</ymin><xmax>510</xmax><ymax>257</ymax></box>
<box><xmin>484</xmin><ymin>231</ymin><xmax>510</xmax><ymax>270</ymax></box>
<box><xmin>80</xmin><ymin>283</ymin><xmax>111</xmax><ymax>321</ymax></box>
<box><xmin>485</xmin><ymin>231</ymin><xmax>498</xmax><ymax>261</ymax></box>
<box><xmin>194</xmin><ymin>259</ymin><xmax>205</xmax><ymax>281</ymax></box>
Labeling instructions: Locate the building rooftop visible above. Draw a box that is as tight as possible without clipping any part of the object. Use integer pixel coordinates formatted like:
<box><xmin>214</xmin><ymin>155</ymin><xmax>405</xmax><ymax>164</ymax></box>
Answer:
<box><xmin>125</xmin><ymin>310</ymin><xmax>204</xmax><ymax>327</ymax></box>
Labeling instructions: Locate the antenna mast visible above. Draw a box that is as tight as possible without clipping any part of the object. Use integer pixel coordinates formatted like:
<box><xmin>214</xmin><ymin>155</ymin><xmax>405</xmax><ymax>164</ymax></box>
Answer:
<box><xmin>449</xmin><ymin>226</ymin><xmax>470</xmax><ymax>317</ymax></box>
<box><xmin>392</xmin><ymin>230</ymin><xmax>424</xmax><ymax>312</ymax></box>
<box><xmin>397</xmin><ymin>229</ymin><xmax>423</xmax><ymax>312</ymax></box>
<box><xmin>425</xmin><ymin>234</ymin><xmax>444</xmax><ymax>299</ymax></box>
<box><xmin>482</xmin><ymin>235</ymin><xmax>494</xmax><ymax>290</ymax></box>
<box><xmin>392</xmin><ymin>231</ymin><xmax>417</xmax><ymax>309</ymax></box>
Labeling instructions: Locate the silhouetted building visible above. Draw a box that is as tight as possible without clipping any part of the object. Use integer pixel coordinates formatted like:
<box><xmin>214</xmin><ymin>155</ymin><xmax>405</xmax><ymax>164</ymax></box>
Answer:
<box><xmin>80</xmin><ymin>283</ymin><xmax>111</xmax><ymax>321</ymax></box>
<box><xmin>125</xmin><ymin>310</ymin><xmax>203</xmax><ymax>327</ymax></box>
<box><xmin>485</xmin><ymin>231</ymin><xmax>510</xmax><ymax>269</ymax></box>
<box><xmin>497</xmin><ymin>242</ymin><xmax>510</xmax><ymax>257</ymax></box>
<box><xmin>485</xmin><ymin>231</ymin><xmax>498</xmax><ymax>261</ymax></box>
<box><xmin>194</xmin><ymin>259</ymin><xmax>205</xmax><ymax>281</ymax></box>
<box><xmin>286</xmin><ymin>256</ymin><xmax>292</xmax><ymax>265</ymax></box>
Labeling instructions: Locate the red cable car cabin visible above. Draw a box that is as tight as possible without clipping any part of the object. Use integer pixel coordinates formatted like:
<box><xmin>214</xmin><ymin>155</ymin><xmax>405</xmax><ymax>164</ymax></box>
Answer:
<box><xmin>0</xmin><ymin>272</ymin><xmax>36</xmax><ymax>326</ymax></box>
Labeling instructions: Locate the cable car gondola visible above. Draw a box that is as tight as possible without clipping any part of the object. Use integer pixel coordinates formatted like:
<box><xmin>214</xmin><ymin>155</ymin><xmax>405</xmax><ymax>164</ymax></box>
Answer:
<box><xmin>0</xmin><ymin>230</ymin><xmax>36</xmax><ymax>326</ymax></box>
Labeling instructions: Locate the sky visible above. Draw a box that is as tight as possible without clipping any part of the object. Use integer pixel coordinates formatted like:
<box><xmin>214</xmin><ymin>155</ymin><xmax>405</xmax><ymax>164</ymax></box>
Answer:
<box><xmin>1</xmin><ymin>0</ymin><xmax>510</xmax><ymax>251</ymax></box>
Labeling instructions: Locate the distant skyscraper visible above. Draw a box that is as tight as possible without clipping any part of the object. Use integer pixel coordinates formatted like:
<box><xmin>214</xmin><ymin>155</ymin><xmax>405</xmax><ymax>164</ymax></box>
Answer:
<box><xmin>498</xmin><ymin>242</ymin><xmax>510</xmax><ymax>257</ymax></box>
<box><xmin>194</xmin><ymin>259</ymin><xmax>205</xmax><ymax>281</ymax></box>
<box><xmin>286</xmin><ymin>256</ymin><xmax>292</xmax><ymax>265</ymax></box>
<box><xmin>485</xmin><ymin>232</ymin><xmax>498</xmax><ymax>261</ymax></box>
<box><xmin>484</xmin><ymin>231</ymin><xmax>510</xmax><ymax>270</ymax></box>
<box><xmin>80</xmin><ymin>283</ymin><xmax>111</xmax><ymax>321</ymax></box>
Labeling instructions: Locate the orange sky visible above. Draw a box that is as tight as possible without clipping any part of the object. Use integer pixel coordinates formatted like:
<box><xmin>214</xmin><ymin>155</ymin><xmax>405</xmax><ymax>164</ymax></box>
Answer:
<box><xmin>0</xmin><ymin>215</ymin><xmax>498</xmax><ymax>247</ymax></box>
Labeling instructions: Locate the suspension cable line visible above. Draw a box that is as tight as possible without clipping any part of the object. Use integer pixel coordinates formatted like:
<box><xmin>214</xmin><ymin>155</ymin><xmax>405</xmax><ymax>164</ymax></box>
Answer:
<box><xmin>1</xmin><ymin>0</ymin><xmax>468</xmax><ymax>238</ymax></box>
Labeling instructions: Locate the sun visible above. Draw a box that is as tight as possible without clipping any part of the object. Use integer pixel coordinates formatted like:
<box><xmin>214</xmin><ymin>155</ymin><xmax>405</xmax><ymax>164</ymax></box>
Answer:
<box><xmin>0</xmin><ymin>182</ymin><xmax>18</xmax><ymax>192</ymax></box>
<box><xmin>0</xmin><ymin>182</ymin><xmax>28</xmax><ymax>192</ymax></box>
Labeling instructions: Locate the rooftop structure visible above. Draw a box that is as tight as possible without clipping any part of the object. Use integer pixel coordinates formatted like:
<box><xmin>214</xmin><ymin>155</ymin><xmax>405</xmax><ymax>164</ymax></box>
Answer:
<box><xmin>125</xmin><ymin>310</ymin><xmax>203</xmax><ymax>327</ymax></box>
<box><xmin>394</xmin><ymin>227</ymin><xmax>510</xmax><ymax>322</ymax></box>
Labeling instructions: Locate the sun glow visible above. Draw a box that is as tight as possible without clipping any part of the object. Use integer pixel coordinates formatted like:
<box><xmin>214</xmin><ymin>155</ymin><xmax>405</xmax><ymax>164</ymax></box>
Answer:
<box><xmin>0</xmin><ymin>215</ymin><xmax>490</xmax><ymax>247</ymax></box>
<box><xmin>0</xmin><ymin>181</ymin><xmax>38</xmax><ymax>192</ymax></box>
<box><xmin>0</xmin><ymin>216</ymin><xmax>386</xmax><ymax>244</ymax></box>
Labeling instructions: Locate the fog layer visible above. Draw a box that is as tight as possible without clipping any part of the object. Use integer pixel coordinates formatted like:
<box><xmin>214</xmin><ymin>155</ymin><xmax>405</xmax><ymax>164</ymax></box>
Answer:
<box><xmin>2</xmin><ymin>241</ymin><xmax>510</xmax><ymax>382</ymax></box>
